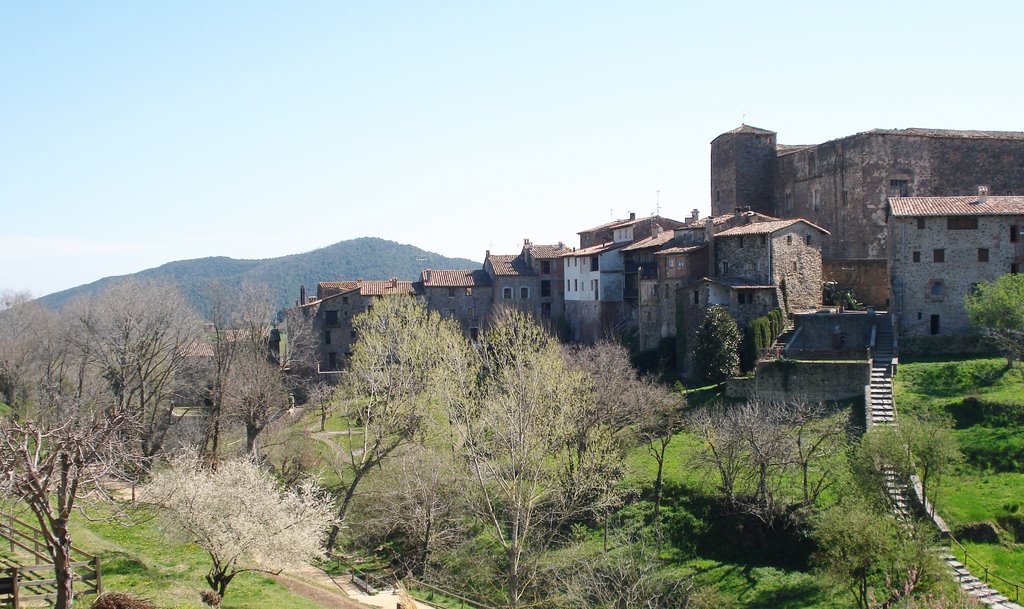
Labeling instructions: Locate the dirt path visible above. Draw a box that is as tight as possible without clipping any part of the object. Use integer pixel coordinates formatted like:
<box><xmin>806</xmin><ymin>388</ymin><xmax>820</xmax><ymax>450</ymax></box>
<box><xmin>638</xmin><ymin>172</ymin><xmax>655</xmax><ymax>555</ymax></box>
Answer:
<box><xmin>276</xmin><ymin>563</ymin><xmax>435</xmax><ymax>609</ymax></box>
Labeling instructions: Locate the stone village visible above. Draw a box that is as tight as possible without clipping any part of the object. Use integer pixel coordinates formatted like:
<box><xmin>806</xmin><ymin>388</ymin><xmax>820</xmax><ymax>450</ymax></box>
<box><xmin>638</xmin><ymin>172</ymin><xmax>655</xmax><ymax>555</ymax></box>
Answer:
<box><xmin>285</xmin><ymin>124</ymin><xmax>1024</xmax><ymax>400</ymax></box>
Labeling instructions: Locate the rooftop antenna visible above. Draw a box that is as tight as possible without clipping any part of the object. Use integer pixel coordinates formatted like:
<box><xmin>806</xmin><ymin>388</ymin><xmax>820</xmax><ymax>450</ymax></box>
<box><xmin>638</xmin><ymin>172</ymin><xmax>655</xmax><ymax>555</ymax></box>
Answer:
<box><xmin>742</xmin><ymin>112</ymin><xmax>746</xmax><ymax>124</ymax></box>
<box><xmin>656</xmin><ymin>190</ymin><xmax>661</xmax><ymax>216</ymax></box>
<box><xmin>610</xmin><ymin>207</ymin><xmax>614</xmax><ymax>220</ymax></box>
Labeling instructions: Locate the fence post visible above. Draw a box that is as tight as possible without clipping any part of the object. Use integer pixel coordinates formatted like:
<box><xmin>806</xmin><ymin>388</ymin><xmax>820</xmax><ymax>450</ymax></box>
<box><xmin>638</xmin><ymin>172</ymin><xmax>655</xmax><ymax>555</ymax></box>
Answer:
<box><xmin>12</xmin><ymin>568</ymin><xmax>20</xmax><ymax>609</ymax></box>
<box><xmin>93</xmin><ymin>555</ymin><xmax>102</xmax><ymax>596</ymax></box>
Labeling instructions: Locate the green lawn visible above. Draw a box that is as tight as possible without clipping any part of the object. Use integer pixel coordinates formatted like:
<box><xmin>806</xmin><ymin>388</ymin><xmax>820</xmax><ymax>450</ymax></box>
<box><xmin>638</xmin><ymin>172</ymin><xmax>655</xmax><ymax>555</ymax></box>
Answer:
<box><xmin>894</xmin><ymin>357</ymin><xmax>1024</xmax><ymax>596</ymax></box>
<box><xmin>62</xmin><ymin>503</ymin><xmax>324</xmax><ymax>609</ymax></box>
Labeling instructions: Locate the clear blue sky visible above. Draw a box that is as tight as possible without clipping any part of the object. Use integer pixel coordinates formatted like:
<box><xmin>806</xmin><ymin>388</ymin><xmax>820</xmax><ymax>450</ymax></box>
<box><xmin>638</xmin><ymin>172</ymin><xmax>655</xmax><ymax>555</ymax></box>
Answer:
<box><xmin>3</xmin><ymin>1</ymin><xmax>1022</xmax><ymax>297</ymax></box>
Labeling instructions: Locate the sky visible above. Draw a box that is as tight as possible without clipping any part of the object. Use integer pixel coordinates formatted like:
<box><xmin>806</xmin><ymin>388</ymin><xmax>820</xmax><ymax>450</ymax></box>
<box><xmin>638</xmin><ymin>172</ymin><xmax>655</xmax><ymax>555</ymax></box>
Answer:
<box><xmin>3</xmin><ymin>1</ymin><xmax>1023</xmax><ymax>297</ymax></box>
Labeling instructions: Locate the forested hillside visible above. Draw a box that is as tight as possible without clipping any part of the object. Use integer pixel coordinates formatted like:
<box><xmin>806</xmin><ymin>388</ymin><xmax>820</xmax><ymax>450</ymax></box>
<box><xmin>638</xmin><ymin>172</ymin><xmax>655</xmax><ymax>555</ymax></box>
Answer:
<box><xmin>36</xmin><ymin>237</ymin><xmax>479</xmax><ymax>317</ymax></box>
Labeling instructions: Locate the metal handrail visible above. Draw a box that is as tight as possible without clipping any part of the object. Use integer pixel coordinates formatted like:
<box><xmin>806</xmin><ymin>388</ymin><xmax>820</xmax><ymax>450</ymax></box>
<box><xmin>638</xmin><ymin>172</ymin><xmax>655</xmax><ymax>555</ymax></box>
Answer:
<box><xmin>946</xmin><ymin>531</ymin><xmax>1021</xmax><ymax>601</ymax></box>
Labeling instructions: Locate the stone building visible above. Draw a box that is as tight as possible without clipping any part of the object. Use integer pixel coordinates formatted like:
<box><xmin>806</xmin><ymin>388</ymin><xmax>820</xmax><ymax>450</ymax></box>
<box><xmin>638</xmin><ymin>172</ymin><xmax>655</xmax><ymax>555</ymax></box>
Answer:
<box><xmin>676</xmin><ymin>216</ymin><xmax>828</xmax><ymax>376</ymax></box>
<box><xmin>888</xmin><ymin>191</ymin><xmax>1024</xmax><ymax>338</ymax></box>
<box><xmin>284</xmin><ymin>278</ymin><xmax>417</xmax><ymax>372</ymax></box>
<box><xmin>711</xmin><ymin>125</ymin><xmax>1024</xmax><ymax>307</ymax></box>
<box><xmin>562</xmin><ymin>213</ymin><xmax>687</xmax><ymax>343</ymax></box>
<box><xmin>285</xmin><ymin>241</ymin><xmax>570</xmax><ymax>374</ymax></box>
<box><xmin>419</xmin><ymin>268</ymin><xmax>494</xmax><ymax>341</ymax></box>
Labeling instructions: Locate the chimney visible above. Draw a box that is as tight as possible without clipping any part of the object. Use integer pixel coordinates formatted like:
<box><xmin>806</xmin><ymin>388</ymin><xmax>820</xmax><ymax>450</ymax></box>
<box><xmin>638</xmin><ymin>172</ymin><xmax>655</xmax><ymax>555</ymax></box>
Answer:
<box><xmin>977</xmin><ymin>185</ymin><xmax>990</xmax><ymax>204</ymax></box>
<box><xmin>734</xmin><ymin>207</ymin><xmax>742</xmax><ymax>216</ymax></box>
<box><xmin>629</xmin><ymin>212</ymin><xmax>636</xmax><ymax>220</ymax></box>
<box><xmin>424</xmin><ymin>269</ymin><xmax>432</xmax><ymax>283</ymax></box>
<box><xmin>485</xmin><ymin>249</ymin><xmax>490</xmax><ymax>258</ymax></box>
<box><xmin>390</xmin><ymin>277</ymin><xmax>398</xmax><ymax>288</ymax></box>
<box><xmin>557</xmin><ymin>241</ymin><xmax>564</xmax><ymax>249</ymax></box>
<box><xmin>685</xmin><ymin>209</ymin><xmax>699</xmax><ymax>226</ymax></box>
<box><xmin>299</xmin><ymin>285</ymin><xmax>306</xmax><ymax>305</ymax></box>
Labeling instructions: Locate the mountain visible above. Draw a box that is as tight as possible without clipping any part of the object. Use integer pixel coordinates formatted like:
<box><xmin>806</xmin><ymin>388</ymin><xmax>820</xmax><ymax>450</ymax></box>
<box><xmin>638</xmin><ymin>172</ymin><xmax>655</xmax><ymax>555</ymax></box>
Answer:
<box><xmin>36</xmin><ymin>237</ymin><xmax>480</xmax><ymax>317</ymax></box>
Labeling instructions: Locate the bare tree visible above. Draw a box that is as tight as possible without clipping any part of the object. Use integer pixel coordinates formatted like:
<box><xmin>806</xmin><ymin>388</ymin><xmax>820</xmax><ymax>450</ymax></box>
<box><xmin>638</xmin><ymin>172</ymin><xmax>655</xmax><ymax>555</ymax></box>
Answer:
<box><xmin>71</xmin><ymin>279</ymin><xmax>200</xmax><ymax>460</ymax></box>
<box><xmin>0</xmin><ymin>405</ymin><xmax>130</xmax><ymax>609</ymax></box>
<box><xmin>324</xmin><ymin>295</ymin><xmax>463</xmax><ymax>552</ymax></box>
<box><xmin>788</xmin><ymin>400</ymin><xmax>849</xmax><ymax>508</ymax></box>
<box><xmin>637</xmin><ymin>383</ymin><xmax>686</xmax><ymax>526</ymax></box>
<box><xmin>349</xmin><ymin>445</ymin><xmax>464</xmax><ymax>577</ymax></box>
<box><xmin>690</xmin><ymin>405</ymin><xmax>747</xmax><ymax>507</ymax></box>
<box><xmin>145</xmin><ymin>451</ymin><xmax>334</xmax><ymax>600</ymax></box>
<box><xmin>307</xmin><ymin>381</ymin><xmax>338</xmax><ymax>432</ymax></box>
<box><xmin>446</xmin><ymin>309</ymin><xmax>616</xmax><ymax>609</ymax></box>
<box><xmin>0</xmin><ymin>290</ymin><xmax>48</xmax><ymax>414</ymax></box>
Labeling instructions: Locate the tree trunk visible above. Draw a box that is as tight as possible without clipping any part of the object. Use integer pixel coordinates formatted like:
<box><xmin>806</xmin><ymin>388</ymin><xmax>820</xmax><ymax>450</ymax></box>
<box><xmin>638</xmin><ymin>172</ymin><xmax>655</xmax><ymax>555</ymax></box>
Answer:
<box><xmin>51</xmin><ymin>521</ymin><xmax>74</xmax><ymax>609</ymax></box>
<box><xmin>325</xmin><ymin>467</ymin><xmax>368</xmax><ymax>553</ymax></box>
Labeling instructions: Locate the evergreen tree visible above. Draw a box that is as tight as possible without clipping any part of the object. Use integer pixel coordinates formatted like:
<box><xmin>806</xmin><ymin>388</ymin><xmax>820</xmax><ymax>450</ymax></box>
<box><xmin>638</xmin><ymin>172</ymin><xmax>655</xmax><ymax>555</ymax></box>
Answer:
<box><xmin>694</xmin><ymin>305</ymin><xmax>740</xmax><ymax>383</ymax></box>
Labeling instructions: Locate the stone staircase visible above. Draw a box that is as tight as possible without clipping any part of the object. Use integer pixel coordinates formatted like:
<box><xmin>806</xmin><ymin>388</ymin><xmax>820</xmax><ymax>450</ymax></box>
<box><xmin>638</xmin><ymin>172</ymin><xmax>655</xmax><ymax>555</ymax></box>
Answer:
<box><xmin>868</xmin><ymin>322</ymin><xmax>895</xmax><ymax>425</ymax></box>
<box><xmin>941</xmin><ymin>553</ymin><xmax>1023</xmax><ymax>609</ymax></box>
<box><xmin>867</xmin><ymin>318</ymin><xmax>1022</xmax><ymax>607</ymax></box>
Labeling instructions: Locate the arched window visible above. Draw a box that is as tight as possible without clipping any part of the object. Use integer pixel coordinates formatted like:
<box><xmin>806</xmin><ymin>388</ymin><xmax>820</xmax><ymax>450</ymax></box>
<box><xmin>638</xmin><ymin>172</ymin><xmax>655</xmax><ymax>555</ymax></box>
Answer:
<box><xmin>503</xmin><ymin>287</ymin><xmax>512</xmax><ymax>299</ymax></box>
<box><xmin>520</xmin><ymin>287</ymin><xmax>529</xmax><ymax>299</ymax></box>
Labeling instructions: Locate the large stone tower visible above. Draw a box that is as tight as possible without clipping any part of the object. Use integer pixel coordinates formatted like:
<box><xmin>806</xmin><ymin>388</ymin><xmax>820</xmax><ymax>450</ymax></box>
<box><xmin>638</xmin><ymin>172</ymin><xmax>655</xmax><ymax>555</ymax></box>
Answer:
<box><xmin>710</xmin><ymin>124</ymin><xmax>777</xmax><ymax>216</ymax></box>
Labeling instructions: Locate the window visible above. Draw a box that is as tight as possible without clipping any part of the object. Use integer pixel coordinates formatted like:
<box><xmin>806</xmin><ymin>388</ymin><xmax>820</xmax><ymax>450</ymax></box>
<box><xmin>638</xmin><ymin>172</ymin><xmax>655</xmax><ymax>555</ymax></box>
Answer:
<box><xmin>784</xmin><ymin>191</ymin><xmax>793</xmax><ymax>212</ymax></box>
<box><xmin>930</xmin><ymin>314</ymin><xmax>941</xmax><ymax>335</ymax></box>
<box><xmin>722</xmin><ymin>261</ymin><xmax>729</xmax><ymax>275</ymax></box>
<box><xmin>448</xmin><ymin>287</ymin><xmax>456</xmax><ymax>297</ymax></box>
<box><xmin>540</xmin><ymin>260</ymin><xmax>551</xmax><ymax>274</ymax></box>
<box><xmin>594</xmin><ymin>279</ymin><xmax>599</xmax><ymax>299</ymax></box>
<box><xmin>889</xmin><ymin>179</ymin><xmax>910</xmax><ymax>198</ymax></box>
<box><xmin>327</xmin><ymin>353</ymin><xmax>337</xmax><ymax>370</ymax></box>
<box><xmin>503</xmin><ymin>287</ymin><xmax>512</xmax><ymax>299</ymax></box>
<box><xmin>805</xmin><ymin>234</ymin><xmax>812</xmax><ymax>245</ymax></box>
<box><xmin>760</xmin><ymin>234</ymin><xmax>767</xmax><ymax>246</ymax></box>
<box><xmin>978</xmin><ymin>248</ymin><xmax>989</xmax><ymax>262</ymax></box>
<box><xmin>442</xmin><ymin>308</ymin><xmax>455</xmax><ymax>318</ymax></box>
<box><xmin>933</xmin><ymin>249</ymin><xmax>945</xmax><ymax>263</ymax></box>
<box><xmin>929</xmin><ymin>281</ymin><xmax>945</xmax><ymax>299</ymax></box>
<box><xmin>567</xmin><ymin>279</ymin><xmax>571</xmax><ymax>292</ymax></box>
<box><xmin>1012</xmin><ymin>226</ymin><xmax>1020</xmax><ymax>243</ymax></box>
<box><xmin>591</xmin><ymin>256</ymin><xmax>599</xmax><ymax>271</ymax></box>
<box><xmin>653</xmin><ymin>284</ymin><xmax>660</xmax><ymax>299</ymax></box>
<box><xmin>812</xmin><ymin>189</ymin><xmax>821</xmax><ymax>211</ymax></box>
<box><xmin>470</xmin><ymin>327</ymin><xmax>479</xmax><ymax>341</ymax></box>
<box><xmin>465</xmin><ymin>287</ymin><xmax>473</xmax><ymax>296</ymax></box>
<box><xmin>786</xmin><ymin>235</ymin><xmax>792</xmax><ymax>245</ymax></box>
<box><xmin>912</xmin><ymin>251</ymin><xmax>921</xmax><ymax>263</ymax></box>
<box><xmin>468</xmin><ymin>306</ymin><xmax>475</xmax><ymax>318</ymax></box>
<box><xmin>325</xmin><ymin>310</ymin><xmax>339</xmax><ymax>325</ymax></box>
<box><xmin>1013</xmin><ymin>263</ymin><xmax>1019</xmax><ymax>275</ymax></box>
<box><xmin>667</xmin><ymin>258</ymin><xmax>674</xmax><ymax>268</ymax></box>
<box><xmin>917</xmin><ymin>218</ymin><xmax>926</xmax><ymax>229</ymax></box>
<box><xmin>692</xmin><ymin>290</ymin><xmax>699</xmax><ymax>305</ymax></box>
<box><xmin>739</xmin><ymin>237</ymin><xmax>745</xmax><ymax>248</ymax></box>
<box><xmin>324</xmin><ymin>331</ymin><xmax>331</xmax><ymax>345</ymax></box>
<box><xmin>792</xmin><ymin>261</ymin><xmax>798</xmax><ymax>271</ymax></box>
<box><xmin>664</xmin><ymin>283</ymin><xmax>669</xmax><ymax>300</ymax></box>
<box><xmin>520</xmin><ymin>287</ymin><xmax>529</xmax><ymax>299</ymax></box>
<box><xmin>574</xmin><ymin>279</ymin><xmax>578</xmax><ymax>291</ymax></box>
<box><xmin>948</xmin><ymin>217</ymin><xmax>978</xmax><ymax>230</ymax></box>
<box><xmin>842</xmin><ymin>190</ymin><xmax>848</xmax><ymax>206</ymax></box>
<box><xmin>541</xmin><ymin>280</ymin><xmax>551</xmax><ymax>297</ymax></box>
<box><xmin>737</xmin><ymin>292</ymin><xmax>746</xmax><ymax>305</ymax></box>
<box><xmin>541</xmin><ymin>302</ymin><xmax>551</xmax><ymax>318</ymax></box>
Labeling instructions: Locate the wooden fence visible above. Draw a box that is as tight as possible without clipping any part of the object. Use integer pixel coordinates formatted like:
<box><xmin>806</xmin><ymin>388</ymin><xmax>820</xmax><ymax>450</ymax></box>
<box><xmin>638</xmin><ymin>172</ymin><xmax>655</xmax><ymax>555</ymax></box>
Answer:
<box><xmin>0</xmin><ymin>515</ymin><xmax>101</xmax><ymax>608</ymax></box>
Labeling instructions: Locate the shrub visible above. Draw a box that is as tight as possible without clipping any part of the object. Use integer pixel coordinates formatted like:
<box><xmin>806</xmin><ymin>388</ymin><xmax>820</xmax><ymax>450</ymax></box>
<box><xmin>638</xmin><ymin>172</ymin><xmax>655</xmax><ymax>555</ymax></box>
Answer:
<box><xmin>694</xmin><ymin>306</ymin><xmax>740</xmax><ymax>383</ymax></box>
<box><xmin>90</xmin><ymin>593</ymin><xmax>156</xmax><ymax>609</ymax></box>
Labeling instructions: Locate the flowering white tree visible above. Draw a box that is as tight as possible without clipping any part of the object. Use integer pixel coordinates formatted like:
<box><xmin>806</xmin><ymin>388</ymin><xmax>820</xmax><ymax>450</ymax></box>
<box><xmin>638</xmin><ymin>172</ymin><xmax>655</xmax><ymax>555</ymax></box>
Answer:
<box><xmin>145</xmin><ymin>452</ymin><xmax>334</xmax><ymax>600</ymax></box>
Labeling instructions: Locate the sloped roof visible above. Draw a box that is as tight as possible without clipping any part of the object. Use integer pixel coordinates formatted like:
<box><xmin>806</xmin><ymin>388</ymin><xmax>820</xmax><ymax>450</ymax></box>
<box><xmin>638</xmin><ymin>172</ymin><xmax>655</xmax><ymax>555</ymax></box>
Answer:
<box><xmin>356</xmin><ymin>279</ymin><xmax>416</xmax><ymax>296</ymax></box>
<box><xmin>526</xmin><ymin>243</ymin><xmax>572</xmax><ymax>259</ymax></box>
<box><xmin>715</xmin><ymin>218</ymin><xmax>830</xmax><ymax>237</ymax></box>
<box><xmin>890</xmin><ymin>196</ymin><xmax>1024</xmax><ymax>217</ymax></box>
<box><xmin>619</xmin><ymin>230</ymin><xmax>676</xmax><ymax>252</ymax></box>
<box><xmin>686</xmin><ymin>276</ymin><xmax>778</xmax><ymax>290</ymax></box>
<box><xmin>421</xmin><ymin>269</ymin><xmax>492</xmax><ymax>288</ymax></box>
<box><xmin>679</xmin><ymin>211</ymin><xmax>778</xmax><ymax>229</ymax></box>
<box><xmin>867</xmin><ymin>127</ymin><xmax>1024</xmax><ymax>140</ymax></box>
<box><xmin>561</xmin><ymin>241</ymin><xmax>626</xmax><ymax>257</ymax></box>
<box><xmin>487</xmin><ymin>254</ymin><xmax>535</xmax><ymax>276</ymax></box>
<box><xmin>318</xmin><ymin>281</ymin><xmax>361</xmax><ymax>298</ymax></box>
<box><xmin>655</xmin><ymin>244</ymin><xmax>707</xmax><ymax>256</ymax></box>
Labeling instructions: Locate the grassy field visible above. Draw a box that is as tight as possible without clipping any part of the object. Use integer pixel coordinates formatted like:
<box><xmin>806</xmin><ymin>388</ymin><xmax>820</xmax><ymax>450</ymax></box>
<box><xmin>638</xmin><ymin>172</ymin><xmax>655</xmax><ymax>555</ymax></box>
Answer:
<box><xmin>17</xmin><ymin>502</ymin><xmax>326</xmax><ymax>609</ymax></box>
<box><xmin>894</xmin><ymin>356</ymin><xmax>1024</xmax><ymax>595</ymax></box>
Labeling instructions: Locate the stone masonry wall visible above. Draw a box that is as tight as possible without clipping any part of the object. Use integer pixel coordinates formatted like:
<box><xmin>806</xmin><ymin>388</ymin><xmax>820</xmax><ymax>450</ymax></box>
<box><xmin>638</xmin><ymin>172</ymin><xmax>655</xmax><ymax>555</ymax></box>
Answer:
<box><xmin>890</xmin><ymin>214</ymin><xmax>1024</xmax><ymax>338</ymax></box>
<box><xmin>726</xmin><ymin>360</ymin><xmax>869</xmax><ymax>401</ymax></box>
<box><xmin>770</xmin><ymin>224</ymin><xmax>824</xmax><ymax>311</ymax></box>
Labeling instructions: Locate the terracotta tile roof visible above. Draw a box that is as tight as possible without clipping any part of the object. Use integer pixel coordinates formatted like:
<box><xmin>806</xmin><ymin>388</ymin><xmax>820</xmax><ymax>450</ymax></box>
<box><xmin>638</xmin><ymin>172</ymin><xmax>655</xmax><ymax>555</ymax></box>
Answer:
<box><xmin>180</xmin><ymin>341</ymin><xmax>214</xmax><ymax>358</ymax></box>
<box><xmin>655</xmin><ymin>244</ymin><xmax>707</xmax><ymax>256</ymax></box>
<box><xmin>526</xmin><ymin>243</ymin><xmax>572</xmax><ymax>259</ymax></box>
<box><xmin>715</xmin><ymin>218</ymin><xmax>830</xmax><ymax>237</ymax></box>
<box><xmin>561</xmin><ymin>241</ymin><xmax>625</xmax><ymax>257</ymax></box>
<box><xmin>487</xmin><ymin>254</ymin><xmax>535</xmax><ymax>276</ymax></box>
<box><xmin>890</xmin><ymin>196</ymin><xmax>1024</xmax><ymax>217</ymax></box>
<box><xmin>775</xmin><ymin>144</ymin><xmax>814</xmax><ymax>156</ymax></box>
<box><xmin>357</xmin><ymin>279</ymin><xmax>416</xmax><ymax>296</ymax></box>
<box><xmin>421</xmin><ymin>269</ymin><xmax>492</xmax><ymax>288</ymax></box>
<box><xmin>681</xmin><ymin>211</ymin><xmax>778</xmax><ymax>229</ymax></box>
<box><xmin>619</xmin><ymin>230</ymin><xmax>676</xmax><ymax>252</ymax></box>
<box><xmin>578</xmin><ymin>215</ymin><xmax>685</xmax><ymax>235</ymax></box>
<box><xmin>318</xmin><ymin>281</ymin><xmax>360</xmax><ymax>298</ymax></box>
